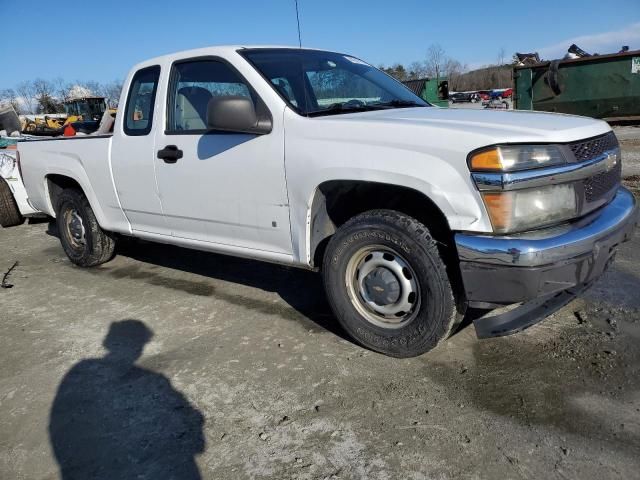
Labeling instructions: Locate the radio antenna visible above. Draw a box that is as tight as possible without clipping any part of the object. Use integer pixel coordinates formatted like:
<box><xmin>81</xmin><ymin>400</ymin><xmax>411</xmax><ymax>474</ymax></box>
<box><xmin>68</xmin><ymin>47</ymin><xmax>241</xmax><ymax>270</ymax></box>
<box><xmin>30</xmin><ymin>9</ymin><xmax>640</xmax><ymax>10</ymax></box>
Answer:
<box><xmin>295</xmin><ymin>0</ymin><xmax>302</xmax><ymax>48</ymax></box>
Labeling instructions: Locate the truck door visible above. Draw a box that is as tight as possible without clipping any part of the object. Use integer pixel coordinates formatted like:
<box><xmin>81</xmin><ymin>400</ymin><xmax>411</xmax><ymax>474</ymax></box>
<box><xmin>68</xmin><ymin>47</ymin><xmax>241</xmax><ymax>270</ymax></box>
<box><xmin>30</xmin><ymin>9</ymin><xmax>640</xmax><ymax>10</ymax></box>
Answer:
<box><xmin>111</xmin><ymin>65</ymin><xmax>170</xmax><ymax>235</ymax></box>
<box><xmin>153</xmin><ymin>57</ymin><xmax>292</xmax><ymax>255</ymax></box>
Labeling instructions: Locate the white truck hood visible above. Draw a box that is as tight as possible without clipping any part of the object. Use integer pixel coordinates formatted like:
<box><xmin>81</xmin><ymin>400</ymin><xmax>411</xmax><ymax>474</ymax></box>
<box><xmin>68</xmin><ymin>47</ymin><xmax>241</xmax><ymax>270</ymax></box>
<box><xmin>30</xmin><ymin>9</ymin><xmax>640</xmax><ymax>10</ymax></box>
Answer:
<box><xmin>314</xmin><ymin>107</ymin><xmax>611</xmax><ymax>147</ymax></box>
<box><xmin>286</xmin><ymin>106</ymin><xmax>612</xmax><ymax>235</ymax></box>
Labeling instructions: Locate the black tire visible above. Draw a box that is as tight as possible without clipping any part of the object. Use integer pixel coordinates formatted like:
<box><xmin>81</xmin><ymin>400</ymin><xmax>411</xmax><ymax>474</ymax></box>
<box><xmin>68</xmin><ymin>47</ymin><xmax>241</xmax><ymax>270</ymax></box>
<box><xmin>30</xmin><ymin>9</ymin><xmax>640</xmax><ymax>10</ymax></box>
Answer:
<box><xmin>55</xmin><ymin>189</ymin><xmax>116</xmax><ymax>267</ymax></box>
<box><xmin>0</xmin><ymin>178</ymin><xmax>24</xmax><ymax>228</ymax></box>
<box><xmin>322</xmin><ymin>210</ymin><xmax>457</xmax><ymax>358</ymax></box>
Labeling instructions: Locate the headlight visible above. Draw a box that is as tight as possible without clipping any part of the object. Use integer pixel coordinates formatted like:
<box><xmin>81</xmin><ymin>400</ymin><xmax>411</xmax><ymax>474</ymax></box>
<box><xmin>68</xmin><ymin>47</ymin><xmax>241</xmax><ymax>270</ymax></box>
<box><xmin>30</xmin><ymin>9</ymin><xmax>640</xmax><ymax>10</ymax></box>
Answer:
<box><xmin>482</xmin><ymin>184</ymin><xmax>578</xmax><ymax>233</ymax></box>
<box><xmin>469</xmin><ymin>145</ymin><xmax>566</xmax><ymax>171</ymax></box>
<box><xmin>0</xmin><ymin>153</ymin><xmax>16</xmax><ymax>178</ymax></box>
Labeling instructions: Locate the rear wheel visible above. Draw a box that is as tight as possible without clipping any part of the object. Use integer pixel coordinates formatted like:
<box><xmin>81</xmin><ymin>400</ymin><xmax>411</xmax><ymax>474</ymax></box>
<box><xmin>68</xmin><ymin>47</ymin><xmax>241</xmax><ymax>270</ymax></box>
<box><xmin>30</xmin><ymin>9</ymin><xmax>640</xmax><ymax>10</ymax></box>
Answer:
<box><xmin>0</xmin><ymin>179</ymin><xmax>24</xmax><ymax>228</ymax></box>
<box><xmin>55</xmin><ymin>189</ymin><xmax>116</xmax><ymax>267</ymax></box>
<box><xmin>322</xmin><ymin>210</ymin><xmax>457</xmax><ymax>357</ymax></box>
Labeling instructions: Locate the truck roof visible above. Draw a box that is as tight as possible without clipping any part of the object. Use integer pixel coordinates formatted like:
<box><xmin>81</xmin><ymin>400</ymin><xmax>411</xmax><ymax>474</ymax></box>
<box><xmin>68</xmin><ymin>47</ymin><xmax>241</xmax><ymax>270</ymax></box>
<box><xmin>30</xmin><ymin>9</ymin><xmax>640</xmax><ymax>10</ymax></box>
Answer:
<box><xmin>129</xmin><ymin>45</ymin><xmax>340</xmax><ymax>71</ymax></box>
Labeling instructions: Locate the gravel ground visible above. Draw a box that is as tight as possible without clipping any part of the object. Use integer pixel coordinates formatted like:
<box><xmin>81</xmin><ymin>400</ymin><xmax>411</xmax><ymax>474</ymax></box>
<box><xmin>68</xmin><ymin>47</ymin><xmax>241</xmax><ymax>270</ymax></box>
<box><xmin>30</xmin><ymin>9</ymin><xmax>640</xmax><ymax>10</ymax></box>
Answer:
<box><xmin>616</xmin><ymin>125</ymin><xmax>640</xmax><ymax>178</ymax></box>
<box><xmin>1</xmin><ymin>132</ymin><xmax>639</xmax><ymax>479</ymax></box>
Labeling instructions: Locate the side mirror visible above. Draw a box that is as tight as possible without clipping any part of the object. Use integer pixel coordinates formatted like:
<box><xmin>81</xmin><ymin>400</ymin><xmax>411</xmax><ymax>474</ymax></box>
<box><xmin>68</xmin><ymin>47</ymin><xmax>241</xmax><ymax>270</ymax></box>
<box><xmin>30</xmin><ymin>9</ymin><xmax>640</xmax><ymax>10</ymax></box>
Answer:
<box><xmin>206</xmin><ymin>96</ymin><xmax>272</xmax><ymax>134</ymax></box>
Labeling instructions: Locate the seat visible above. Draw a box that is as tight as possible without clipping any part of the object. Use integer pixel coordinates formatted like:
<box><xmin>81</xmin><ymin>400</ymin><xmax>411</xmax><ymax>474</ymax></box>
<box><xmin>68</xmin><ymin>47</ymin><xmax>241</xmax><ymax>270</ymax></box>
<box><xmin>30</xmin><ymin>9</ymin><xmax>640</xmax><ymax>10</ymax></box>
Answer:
<box><xmin>175</xmin><ymin>86</ymin><xmax>213</xmax><ymax>130</ymax></box>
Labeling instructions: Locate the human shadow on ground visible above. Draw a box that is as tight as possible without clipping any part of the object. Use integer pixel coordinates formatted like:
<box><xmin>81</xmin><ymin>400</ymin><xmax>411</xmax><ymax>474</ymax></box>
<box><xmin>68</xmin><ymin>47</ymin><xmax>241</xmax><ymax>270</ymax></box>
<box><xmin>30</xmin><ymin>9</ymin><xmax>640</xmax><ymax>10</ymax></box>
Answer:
<box><xmin>49</xmin><ymin>320</ymin><xmax>205</xmax><ymax>480</ymax></box>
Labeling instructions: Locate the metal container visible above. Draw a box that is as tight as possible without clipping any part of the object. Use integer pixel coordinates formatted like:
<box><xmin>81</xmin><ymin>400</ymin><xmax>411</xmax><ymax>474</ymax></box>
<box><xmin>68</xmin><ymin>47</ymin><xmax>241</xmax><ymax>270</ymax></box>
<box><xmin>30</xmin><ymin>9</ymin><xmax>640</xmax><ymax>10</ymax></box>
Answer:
<box><xmin>403</xmin><ymin>77</ymin><xmax>449</xmax><ymax>108</ymax></box>
<box><xmin>513</xmin><ymin>50</ymin><xmax>640</xmax><ymax>121</ymax></box>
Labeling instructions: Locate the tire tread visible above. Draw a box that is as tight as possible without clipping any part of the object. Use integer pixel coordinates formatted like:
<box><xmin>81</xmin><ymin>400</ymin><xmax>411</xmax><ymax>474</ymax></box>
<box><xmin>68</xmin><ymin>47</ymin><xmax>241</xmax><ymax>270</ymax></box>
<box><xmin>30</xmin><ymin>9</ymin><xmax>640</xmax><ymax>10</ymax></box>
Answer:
<box><xmin>56</xmin><ymin>189</ymin><xmax>115</xmax><ymax>267</ymax></box>
<box><xmin>0</xmin><ymin>179</ymin><xmax>24</xmax><ymax>228</ymax></box>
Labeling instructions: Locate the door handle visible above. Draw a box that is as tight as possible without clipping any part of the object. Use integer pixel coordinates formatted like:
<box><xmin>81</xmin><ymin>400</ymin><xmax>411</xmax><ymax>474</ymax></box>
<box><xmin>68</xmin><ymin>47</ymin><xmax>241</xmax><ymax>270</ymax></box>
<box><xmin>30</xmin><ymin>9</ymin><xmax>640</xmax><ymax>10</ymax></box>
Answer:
<box><xmin>157</xmin><ymin>145</ymin><xmax>183</xmax><ymax>163</ymax></box>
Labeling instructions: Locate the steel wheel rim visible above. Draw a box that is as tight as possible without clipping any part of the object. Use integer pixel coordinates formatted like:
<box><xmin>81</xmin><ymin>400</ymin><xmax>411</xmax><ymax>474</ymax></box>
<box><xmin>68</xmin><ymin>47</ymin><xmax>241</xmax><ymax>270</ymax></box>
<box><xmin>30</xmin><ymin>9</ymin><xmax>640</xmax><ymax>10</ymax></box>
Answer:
<box><xmin>63</xmin><ymin>208</ymin><xmax>86</xmax><ymax>251</ymax></box>
<box><xmin>345</xmin><ymin>245</ymin><xmax>421</xmax><ymax>329</ymax></box>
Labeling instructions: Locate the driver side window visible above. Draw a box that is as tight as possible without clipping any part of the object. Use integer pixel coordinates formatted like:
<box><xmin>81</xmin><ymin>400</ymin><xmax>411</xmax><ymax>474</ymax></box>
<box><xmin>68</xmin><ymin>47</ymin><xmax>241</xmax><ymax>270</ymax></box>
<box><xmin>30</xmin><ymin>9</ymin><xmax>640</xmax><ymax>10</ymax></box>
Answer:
<box><xmin>168</xmin><ymin>60</ymin><xmax>252</xmax><ymax>133</ymax></box>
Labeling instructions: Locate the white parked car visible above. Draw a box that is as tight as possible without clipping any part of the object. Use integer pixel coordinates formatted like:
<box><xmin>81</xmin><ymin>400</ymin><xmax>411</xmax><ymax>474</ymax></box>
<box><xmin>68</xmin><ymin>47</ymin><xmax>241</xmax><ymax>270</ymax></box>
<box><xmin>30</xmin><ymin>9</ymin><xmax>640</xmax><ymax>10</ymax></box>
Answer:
<box><xmin>19</xmin><ymin>46</ymin><xmax>639</xmax><ymax>357</ymax></box>
<box><xmin>0</xmin><ymin>148</ymin><xmax>41</xmax><ymax>227</ymax></box>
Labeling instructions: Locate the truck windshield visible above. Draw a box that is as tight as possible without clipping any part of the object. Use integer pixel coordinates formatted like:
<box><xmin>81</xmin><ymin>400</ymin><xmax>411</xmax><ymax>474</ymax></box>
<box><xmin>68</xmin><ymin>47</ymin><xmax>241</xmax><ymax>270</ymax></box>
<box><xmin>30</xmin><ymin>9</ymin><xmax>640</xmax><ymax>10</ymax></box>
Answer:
<box><xmin>241</xmin><ymin>49</ymin><xmax>428</xmax><ymax>117</ymax></box>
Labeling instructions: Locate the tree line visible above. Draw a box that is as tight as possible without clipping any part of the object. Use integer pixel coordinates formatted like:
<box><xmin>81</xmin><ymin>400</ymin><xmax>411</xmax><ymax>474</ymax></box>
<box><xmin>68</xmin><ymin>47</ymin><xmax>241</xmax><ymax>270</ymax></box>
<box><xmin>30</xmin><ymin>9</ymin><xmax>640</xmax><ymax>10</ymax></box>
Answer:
<box><xmin>0</xmin><ymin>78</ymin><xmax>123</xmax><ymax>115</ymax></box>
<box><xmin>378</xmin><ymin>44</ymin><xmax>513</xmax><ymax>92</ymax></box>
<box><xmin>379</xmin><ymin>44</ymin><xmax>467</xmax><ymax>87</ymax></box>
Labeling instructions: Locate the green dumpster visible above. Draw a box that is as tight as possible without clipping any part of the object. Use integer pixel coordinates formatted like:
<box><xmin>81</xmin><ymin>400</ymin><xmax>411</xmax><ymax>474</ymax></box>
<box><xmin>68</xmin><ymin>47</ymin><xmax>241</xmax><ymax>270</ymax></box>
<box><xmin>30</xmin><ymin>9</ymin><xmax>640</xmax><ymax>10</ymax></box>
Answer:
<box><xmin>513</xmin><ymin>49</ymin><xmax>640</xmax><ymax>121</ymax></box>
<box><xmin>403</xmin><ymin>77</ymin><xmax>449</xmax><ymax>108</ymax></box>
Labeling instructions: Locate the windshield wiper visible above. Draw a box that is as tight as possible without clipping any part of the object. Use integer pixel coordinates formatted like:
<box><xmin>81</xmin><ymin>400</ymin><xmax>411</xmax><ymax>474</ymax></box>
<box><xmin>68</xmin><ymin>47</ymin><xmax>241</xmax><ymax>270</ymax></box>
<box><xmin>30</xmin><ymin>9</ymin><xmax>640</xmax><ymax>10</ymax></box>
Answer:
<box><xmin>371</xmin><ymin>100</ymin><xmax>426</xmax><ymax>108</ymax></box>
<box><xmin>306</xmin><ymin>102</ymin><xmax>385</xmax><ymax>117</ymax></box>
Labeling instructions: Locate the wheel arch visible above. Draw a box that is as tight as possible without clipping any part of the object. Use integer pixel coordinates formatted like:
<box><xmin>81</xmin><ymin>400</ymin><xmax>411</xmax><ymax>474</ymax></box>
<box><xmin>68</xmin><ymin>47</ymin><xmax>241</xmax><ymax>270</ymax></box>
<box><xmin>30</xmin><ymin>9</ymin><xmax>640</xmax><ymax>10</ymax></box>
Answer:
<box><xmin>308</xmin><ymin>180</ymin><xmax>454</xmax><ymax>269</ymax></box>
<box><xmin>46</xmin><ymin>174</ymin><xmax>82</xmax><ymax>212</ymax></box>
<box><xmin>45</xmin><ymin>173</ymin><xmax>108</xmax><ymax>228</ymax></box>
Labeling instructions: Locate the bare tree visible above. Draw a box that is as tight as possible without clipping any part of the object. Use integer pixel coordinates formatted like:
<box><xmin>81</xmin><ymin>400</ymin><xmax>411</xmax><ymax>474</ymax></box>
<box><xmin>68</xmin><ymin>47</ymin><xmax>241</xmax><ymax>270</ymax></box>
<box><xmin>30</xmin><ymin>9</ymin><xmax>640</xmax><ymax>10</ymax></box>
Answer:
<box><xmin>497</xmin><ymin>47</ymin><xmax>506</xmax><ymax>66</ymax></box>
<box><xmin>80</xmin><ymin>80</ymin><xmax>100</xmax><ymax>96</ymax></box>
<box><xmin>6</xmin><ymin>77</ymin><xmax>126</xmax><ymax>114</ymax></box>
<box><xmin>407</xmin><ymin>61</ymin><xmax>428</xmax><ymax>80</ymax></box>
<box><xmin>426</xmin><ymin>44</ymin><xmax>446</xmax><ymax>79</ymax></box>
<box><xmin>32</xmin><ymin>78</ymin><xmax>54</xmax><ymax>98</ymax></box>
<box><xmin>32</xmin><ymin>78</ymin><xmax>63</xmax><ymax>114</ymax></box>
<box><xmin>53</xmin><ymin>77</ymin><xmax>73</xmax><ymax>103</ymax></box>
<box><xmin>443</xmin><ymin>59</ymin><xmax>467</xmax><ymax>90</ymax></box>
<box><xmin>15</xmin><ymin>81</ymin><xmax>37</xmax><ymax>114</ymax></box>
<box><xmin>0</xmin><ymin>89</ymin><xmax>22</xmax><ymax>114</ymax></box>
<box><xmin>101</xmin><ymin>80</ymin><xmax>124</xmax><ymax>107</ymax></box>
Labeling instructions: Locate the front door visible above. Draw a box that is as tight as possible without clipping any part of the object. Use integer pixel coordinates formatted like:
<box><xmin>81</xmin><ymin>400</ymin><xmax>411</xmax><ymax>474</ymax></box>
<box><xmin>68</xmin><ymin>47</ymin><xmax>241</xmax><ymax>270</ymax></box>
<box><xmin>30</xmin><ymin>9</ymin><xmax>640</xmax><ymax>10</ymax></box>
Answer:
<box><xmin>154</xmin><ymin>58</ymin><xmax>292</xmax><ymax>255</ymax></box>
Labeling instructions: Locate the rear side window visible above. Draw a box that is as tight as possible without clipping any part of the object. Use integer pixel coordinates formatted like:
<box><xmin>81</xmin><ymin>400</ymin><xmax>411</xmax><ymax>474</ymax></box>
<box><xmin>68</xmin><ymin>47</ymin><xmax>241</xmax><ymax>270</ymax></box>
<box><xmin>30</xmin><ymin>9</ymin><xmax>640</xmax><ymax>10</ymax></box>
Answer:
<box><xmin>167</xmin><ymin>60</ymin><xmax>252</xmax><ymax>133</ymax></box>
<box><xmin>124</xmin><ymin>65</ymin><xmax>160</xmax><ymax>136</ymax></box>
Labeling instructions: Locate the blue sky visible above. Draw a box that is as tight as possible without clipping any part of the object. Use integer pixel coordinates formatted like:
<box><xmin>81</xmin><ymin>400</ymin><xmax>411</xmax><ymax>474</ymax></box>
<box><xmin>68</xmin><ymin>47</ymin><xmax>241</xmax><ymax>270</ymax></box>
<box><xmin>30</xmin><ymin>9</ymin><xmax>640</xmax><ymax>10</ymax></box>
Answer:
<box><xmin>1</xmin><ymin>0</ymin><xmax>639</xmax><ymax>89</ymax></box>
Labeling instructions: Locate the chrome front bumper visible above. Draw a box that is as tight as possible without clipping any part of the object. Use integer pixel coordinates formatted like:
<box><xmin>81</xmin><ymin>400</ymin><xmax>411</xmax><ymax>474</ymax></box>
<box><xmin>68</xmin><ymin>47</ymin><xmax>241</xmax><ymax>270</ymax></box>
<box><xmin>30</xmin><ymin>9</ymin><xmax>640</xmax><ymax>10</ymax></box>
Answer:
<box><xmin>455</xmin><ymin>187</ymin><xmax>639</xmax><ymax>306</ymax></box>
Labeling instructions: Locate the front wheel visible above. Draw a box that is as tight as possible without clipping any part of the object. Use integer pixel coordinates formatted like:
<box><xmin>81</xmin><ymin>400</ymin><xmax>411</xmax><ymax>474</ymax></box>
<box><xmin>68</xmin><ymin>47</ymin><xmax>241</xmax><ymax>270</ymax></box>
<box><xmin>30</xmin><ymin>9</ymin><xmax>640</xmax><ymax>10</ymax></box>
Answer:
<box><xmin>322</xmin><ymin>210</ymin><xmax>457</xmax><ymax>357</ymax></box>
<box><xmin>55</xmin><ymin>189</ymin><xmax>116</xmax><ymax>267</ymax></box>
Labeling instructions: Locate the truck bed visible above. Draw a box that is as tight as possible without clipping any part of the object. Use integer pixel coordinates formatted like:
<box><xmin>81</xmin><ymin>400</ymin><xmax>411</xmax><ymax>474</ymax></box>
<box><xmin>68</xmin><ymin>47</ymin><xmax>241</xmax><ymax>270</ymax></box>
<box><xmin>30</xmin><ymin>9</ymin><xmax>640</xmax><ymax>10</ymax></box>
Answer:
<box><xmin>18</xmin><ymin>134</ymin><xmax>129</xmax><ymax>233</ymax></box>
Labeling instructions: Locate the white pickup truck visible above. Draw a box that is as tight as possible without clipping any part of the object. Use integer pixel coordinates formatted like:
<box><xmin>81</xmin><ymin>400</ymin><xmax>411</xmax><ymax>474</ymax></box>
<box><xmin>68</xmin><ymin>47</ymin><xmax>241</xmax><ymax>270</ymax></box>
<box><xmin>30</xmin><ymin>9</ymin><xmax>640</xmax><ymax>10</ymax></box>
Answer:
<box><xmin>19</xmin><ymin>46</ymin><xmax>639</xmax><ymax>357</ymax></box>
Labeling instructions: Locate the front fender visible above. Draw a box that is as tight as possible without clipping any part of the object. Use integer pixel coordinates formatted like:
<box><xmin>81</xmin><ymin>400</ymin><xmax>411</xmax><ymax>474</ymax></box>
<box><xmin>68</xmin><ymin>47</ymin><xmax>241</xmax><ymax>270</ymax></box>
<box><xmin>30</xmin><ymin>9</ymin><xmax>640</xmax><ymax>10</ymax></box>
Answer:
<box><xmin>289</xmin><ymin>162</ymin><xmax>489</xmax><ymax>266</ymax></box>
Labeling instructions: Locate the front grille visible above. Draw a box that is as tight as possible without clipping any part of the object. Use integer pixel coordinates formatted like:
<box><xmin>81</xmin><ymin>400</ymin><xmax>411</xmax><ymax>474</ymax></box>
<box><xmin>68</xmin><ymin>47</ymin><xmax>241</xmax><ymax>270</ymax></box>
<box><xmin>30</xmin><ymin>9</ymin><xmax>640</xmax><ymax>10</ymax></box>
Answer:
<box><xmin>569</xmin><ymin>131</ymin><xmax>619</xmax><ymax>162</ymax></box>
<box><xmin>584</xmin><ymin>160</ymin><xmax>621</xmax><ymax>202</ymax></box>
<box><xmin>569</xmin><ymin>132</ymin><xmax>621</xmax><ymax>207</ymax></box>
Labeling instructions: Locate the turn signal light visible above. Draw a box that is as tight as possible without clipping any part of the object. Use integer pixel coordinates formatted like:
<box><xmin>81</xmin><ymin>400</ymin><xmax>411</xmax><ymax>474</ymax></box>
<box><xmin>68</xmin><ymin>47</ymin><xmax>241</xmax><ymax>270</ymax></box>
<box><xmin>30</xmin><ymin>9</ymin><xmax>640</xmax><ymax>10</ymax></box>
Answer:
<box><xmin>469</xmin><ymin>148</ymin><xmax>502</xmax><ymax>171</ymax></box>
<box><xmin>481</xmin><ymin>192</ymin><xmax>513</xmax><ymax>231</ymax></box>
